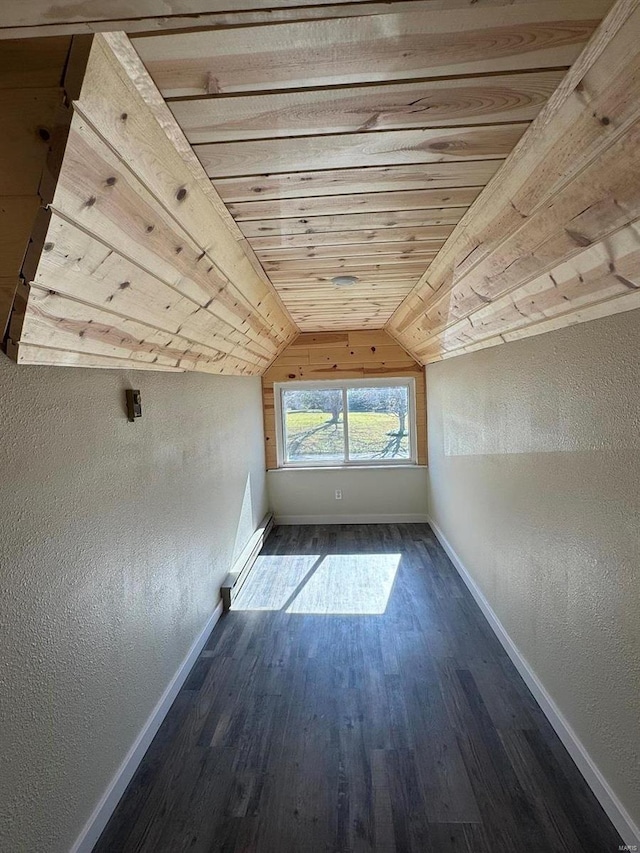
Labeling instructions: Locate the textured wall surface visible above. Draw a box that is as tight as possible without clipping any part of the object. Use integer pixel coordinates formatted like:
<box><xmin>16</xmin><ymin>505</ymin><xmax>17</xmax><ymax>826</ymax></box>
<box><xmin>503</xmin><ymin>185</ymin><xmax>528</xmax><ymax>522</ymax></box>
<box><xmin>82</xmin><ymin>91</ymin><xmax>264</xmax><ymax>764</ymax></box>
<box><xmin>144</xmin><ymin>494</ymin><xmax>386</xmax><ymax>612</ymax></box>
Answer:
<box><xmin>267</xmin><ymin>467</ymin><xmax>429</xmax><ymax>523</ymax></box>
<box><xmin>426</xmin><ymin>309</ymin><xmax>640</xmax><ymax>830</ymax></box>
<box><xmin>0</xmin><ymin>358</ymin><xmax>268</xmax><ymax>853</ymax></box>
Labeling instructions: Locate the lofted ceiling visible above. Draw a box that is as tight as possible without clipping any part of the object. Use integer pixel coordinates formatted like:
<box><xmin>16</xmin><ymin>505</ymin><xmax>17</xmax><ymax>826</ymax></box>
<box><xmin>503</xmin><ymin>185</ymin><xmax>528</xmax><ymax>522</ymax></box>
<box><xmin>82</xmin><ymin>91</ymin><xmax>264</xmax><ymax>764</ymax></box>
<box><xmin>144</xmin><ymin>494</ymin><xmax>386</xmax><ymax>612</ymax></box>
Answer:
<box><xmin>3</xmin><ymin>0</ymin><xmax>640</xmax><ymax>373</ymax></box>
<box><xmin>132</xmin><ymin>0</ymin><xmax>610</xmax><ymax>331</ymax></box>
<box><xmin>2</xmin><ymin>33</ymin><xmax>297</xmax><ymax>374</ymax></box>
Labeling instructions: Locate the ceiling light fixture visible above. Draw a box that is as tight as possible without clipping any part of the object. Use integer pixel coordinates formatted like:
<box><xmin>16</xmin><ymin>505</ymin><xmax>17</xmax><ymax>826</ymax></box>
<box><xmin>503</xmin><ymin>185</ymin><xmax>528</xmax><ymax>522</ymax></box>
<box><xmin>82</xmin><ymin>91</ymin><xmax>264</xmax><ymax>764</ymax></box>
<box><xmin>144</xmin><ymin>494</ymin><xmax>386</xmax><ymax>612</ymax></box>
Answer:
<box><xmin>332</xmin><ymin>275</ymin><xmax>358</xmax><ymax>287</ymax></box>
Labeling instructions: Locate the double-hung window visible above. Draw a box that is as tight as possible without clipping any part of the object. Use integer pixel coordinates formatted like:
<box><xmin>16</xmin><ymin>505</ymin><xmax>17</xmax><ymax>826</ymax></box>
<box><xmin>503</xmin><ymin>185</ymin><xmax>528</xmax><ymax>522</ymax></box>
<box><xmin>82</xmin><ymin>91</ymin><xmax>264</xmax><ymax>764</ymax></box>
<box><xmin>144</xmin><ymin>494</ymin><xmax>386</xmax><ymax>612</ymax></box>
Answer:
<box><xmin>274</xmin><ymin>377</ymin><xmax>417</xmax><ymax>468</ymax></box>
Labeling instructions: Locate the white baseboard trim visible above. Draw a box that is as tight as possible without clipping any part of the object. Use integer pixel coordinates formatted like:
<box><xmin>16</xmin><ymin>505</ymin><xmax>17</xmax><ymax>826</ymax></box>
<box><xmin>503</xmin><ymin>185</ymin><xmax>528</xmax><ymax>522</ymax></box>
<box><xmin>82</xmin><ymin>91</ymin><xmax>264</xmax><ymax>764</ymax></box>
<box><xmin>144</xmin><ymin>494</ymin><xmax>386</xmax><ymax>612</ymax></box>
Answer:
<box><xmin>71</xmin><ymin>599</ymin><xmax>224</xmax><ymax>853</ymax></box>
<box><xmin>274</xmin><ymin>513</ymin><xmax>429</xmax><ymax>525</ymax></box>
<box><xmin>428</xmin><ymin>517</ymin><xmax>640</xmax><ymax>848</ymax></box>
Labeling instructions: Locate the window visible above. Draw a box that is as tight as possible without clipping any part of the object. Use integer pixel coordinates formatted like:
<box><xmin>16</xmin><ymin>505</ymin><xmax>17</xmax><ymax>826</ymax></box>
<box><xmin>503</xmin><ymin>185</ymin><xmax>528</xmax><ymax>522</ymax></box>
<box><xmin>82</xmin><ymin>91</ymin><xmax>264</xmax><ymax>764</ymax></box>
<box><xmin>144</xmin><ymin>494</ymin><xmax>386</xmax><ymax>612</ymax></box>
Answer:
<box><xmin>274</xmin><ymin>378</ymin><xmax>417</xmax><ymax>467</ymax></box>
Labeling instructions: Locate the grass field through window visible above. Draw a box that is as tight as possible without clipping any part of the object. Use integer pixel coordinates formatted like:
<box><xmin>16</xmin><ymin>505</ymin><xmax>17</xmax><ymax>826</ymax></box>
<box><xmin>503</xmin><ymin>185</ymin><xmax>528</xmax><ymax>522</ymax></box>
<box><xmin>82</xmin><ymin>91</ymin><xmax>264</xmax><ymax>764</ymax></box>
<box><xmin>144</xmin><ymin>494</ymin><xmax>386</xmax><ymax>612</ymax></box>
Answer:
<box><xmin>285</xmin><ymin>410</ymin><xmax>409</xmax><ymax>462</ymax></box>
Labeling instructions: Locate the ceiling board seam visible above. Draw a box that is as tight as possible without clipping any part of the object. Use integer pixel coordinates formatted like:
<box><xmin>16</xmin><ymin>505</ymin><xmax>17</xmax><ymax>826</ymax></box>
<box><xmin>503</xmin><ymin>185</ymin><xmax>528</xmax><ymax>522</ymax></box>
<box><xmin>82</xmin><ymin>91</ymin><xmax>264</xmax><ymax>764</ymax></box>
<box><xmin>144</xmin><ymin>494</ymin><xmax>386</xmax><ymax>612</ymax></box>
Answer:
<box><xmin>164</xmin><ymin>66</ymin><xmax>572</xmax><ymax>102</ymax></box>
<box><xmin>410</xmin><ymin>105</ymin><xmax>640</xmax><ymax>306</ymax></box>
<box><xmin>217</xmin><ymin>182</ymin><xmax>496</xmax><ymax>203</ymax></box>
<box><xmin>14</xmin><ymin>341</ymin><xmax>191</xmax><ymax>369</ymax></box>
<box><xmin>386</xmin><ymin>0</ymin><xmax>638</xmax><ymax>334</ymax></box>
<box><xmin>27</xmin><ymin>283</ymin><xmax>271</xmax><ymax>369</ymax></box>
<box><xmin>189</xmin><ymin>119</ymin><xmax>532</xmax><ymax>147</ymax></box>
<box><xmin>392</xmin><ymin>100</ymin><xmax>640</xmax><ymax>339</ymax></box>
<box><xmin>402</xmin><ymin>212</ymin><xmax>640</xmax><ymax>349</ymax></box>
<box><xmin>93</xmin><ymin>32</ymin><xmax>299</xmax><ymax>333</ymax></box>
<box><xmin>70</xmin><ymin>100</ymin><xmax>291</xmax><ymax>339</ymax></box>
<box><xmin>46</xmin><ymin>205</ymin><xmax>282</xmax><ymax>355</ymax></box>
<box><xmin>421</xmin><ymin>289</ymin><xmax>640</xmax><ymax>362</ymax></box>
<box><xmin>230</xmin><ymin>192</ymin><xmax>479</xmax><ymax>221</ymax></box>
<box><xmin>0</xmin><ymin>1</ymin><xmax>528</xmax><ymax>41</ymax></box>
<box><xmin>206</xmin><ymin>158</ymin><xmax>513</xmax><ymax>181</ymax></box>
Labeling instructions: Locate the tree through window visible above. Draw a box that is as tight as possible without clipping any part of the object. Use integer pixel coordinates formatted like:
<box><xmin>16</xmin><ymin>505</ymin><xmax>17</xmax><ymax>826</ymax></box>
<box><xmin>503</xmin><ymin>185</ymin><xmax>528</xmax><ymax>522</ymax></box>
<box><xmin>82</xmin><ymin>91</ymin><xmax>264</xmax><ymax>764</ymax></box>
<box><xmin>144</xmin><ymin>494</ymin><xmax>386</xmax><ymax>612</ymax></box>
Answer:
<box><xmin>278</xmin><ymin>379</ymin><xmax>415</xmax><ymax>466</ymax></box>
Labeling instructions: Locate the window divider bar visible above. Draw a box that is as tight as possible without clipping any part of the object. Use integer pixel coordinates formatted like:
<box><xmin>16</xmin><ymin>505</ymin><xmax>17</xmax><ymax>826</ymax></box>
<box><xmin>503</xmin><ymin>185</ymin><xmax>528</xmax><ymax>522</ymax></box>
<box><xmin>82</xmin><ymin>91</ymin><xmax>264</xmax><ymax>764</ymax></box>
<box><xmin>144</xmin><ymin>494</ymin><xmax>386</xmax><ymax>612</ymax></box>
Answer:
<box><xmin>342</xmin><ymin>386</ymin><xmax>350</xmax><ymax>463</ymax></box>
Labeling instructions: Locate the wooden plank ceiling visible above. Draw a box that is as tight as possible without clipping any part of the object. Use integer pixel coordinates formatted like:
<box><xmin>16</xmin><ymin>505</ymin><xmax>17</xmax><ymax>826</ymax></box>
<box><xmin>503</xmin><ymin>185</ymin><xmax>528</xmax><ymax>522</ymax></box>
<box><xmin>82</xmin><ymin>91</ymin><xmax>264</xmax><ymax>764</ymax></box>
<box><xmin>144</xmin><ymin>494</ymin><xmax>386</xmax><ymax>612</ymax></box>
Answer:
<box><xmin>5</xmin><ymin>33</ymin><xmax>296</xmax><ymax>374</ymax></box>
<box><xmin>5</xmin><ymin>0</ymin><xmax>639</xmax><ymax>371</ymax></box>
<box><xmin>387</xmin><ymin>0</ymin><xmax>640</xmax><ymax>363</ymax></box>
<box><xmin>132</xmin><ymin>0</ymin><xmax>611</xmax><ymax>331</ymax></box>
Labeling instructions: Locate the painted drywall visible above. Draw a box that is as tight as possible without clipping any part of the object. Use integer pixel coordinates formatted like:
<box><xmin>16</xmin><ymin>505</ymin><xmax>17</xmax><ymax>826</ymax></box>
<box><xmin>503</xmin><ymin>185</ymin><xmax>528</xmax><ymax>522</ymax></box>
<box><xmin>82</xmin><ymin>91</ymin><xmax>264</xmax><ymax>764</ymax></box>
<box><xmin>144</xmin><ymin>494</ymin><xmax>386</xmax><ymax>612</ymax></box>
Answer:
<box><xmin>267</xmin><ymin>466</ymin><xmax>429</xmax><ymax>523</ymax></box>
<box><xmin>0</xmin><ymin>357</ymin><xmax>268</xmax><ymax>853</ymax></box>
<box><xmin>426</xmin><ymin>309</ymin><xmax>640</xmax><ymax>834</ymax></box>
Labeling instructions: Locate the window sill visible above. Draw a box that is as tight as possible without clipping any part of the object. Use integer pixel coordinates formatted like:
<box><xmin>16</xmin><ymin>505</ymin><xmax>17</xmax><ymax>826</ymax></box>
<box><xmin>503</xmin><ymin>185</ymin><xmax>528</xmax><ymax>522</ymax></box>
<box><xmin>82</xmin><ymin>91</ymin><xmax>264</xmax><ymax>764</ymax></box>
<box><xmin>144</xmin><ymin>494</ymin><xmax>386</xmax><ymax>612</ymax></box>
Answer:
<box><xmin>268</xmin><ymin>464</ymin><xmax>428</xmax><ymax>472</ymax></box>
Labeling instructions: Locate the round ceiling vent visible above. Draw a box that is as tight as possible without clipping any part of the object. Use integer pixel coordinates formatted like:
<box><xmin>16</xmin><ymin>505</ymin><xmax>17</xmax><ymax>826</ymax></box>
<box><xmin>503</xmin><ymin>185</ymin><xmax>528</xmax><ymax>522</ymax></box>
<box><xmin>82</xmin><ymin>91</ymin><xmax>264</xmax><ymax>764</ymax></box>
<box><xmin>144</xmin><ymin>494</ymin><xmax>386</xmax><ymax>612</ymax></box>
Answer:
<box><xmin>331</xmin><ymin>275</ymin><xmax>358</xmax><ymax>287</ymax></box>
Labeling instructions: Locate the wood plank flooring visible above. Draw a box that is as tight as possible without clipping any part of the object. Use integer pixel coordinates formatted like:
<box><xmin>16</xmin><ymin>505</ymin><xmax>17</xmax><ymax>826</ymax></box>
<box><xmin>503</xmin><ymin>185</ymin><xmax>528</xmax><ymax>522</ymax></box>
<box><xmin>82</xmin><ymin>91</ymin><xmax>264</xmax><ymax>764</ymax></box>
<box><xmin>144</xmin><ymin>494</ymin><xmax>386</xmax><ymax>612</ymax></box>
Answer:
<box><xmin>94</xmin><ymin>524</ymin><xmax>622</xmax><ymax>852</ymax></box>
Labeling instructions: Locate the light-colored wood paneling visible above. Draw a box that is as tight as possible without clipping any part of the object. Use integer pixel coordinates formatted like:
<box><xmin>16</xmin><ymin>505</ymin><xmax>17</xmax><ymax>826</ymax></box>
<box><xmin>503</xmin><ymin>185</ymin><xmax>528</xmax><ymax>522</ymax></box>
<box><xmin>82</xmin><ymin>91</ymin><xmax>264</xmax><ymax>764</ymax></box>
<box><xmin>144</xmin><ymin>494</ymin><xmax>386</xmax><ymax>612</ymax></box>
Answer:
<box><xmin>75</xmin><ymin>35</ymin><xmax>289</xmax><ymax>323</ymax></box>
<box><xmin>411</xmin><ymin>218</ymin><xmax>640</xmax><ymax>361</ymax></box>
<box><xmin>275</xmin><ymin>285</ymin><xmax>422</xmax><ymax>331</ymax></box>
<box><xmin>228</xmin><ymin>188</ymin><xmax>480</xmax><ymax>221</ymax></box>
<box><xmin>50</xmin><ymin>120</ymin><xmax>283</xmax><ymax>355</ymax></box>
<box><xmin>135</xmin><ymin>1</ymin><xmax>607</xmax><ymax>331</ymax></box>
<box><xmin>249</xmin><ymin>226</ymin><xmax>456</xmax><ymax>251</ymax></box>
<box><xmin>240</xmin><ymin>208</ymin><xmax>467</xmax><ymax>240</ymax></box>
<box><xmin>262</xmin><ymin>329</ymin><xmax>426</xmax><ymax>469</ymax></box>
<box><xmin>14</xmin><ymin>343</ymin><xmax>186</xmax><ymax>371</ymax></box>
<box><xmin>0</xmin><ymin>0</ymin><xmax>596</xmax><ymax>38</ymax></box>
<box><xmin>388</xmin><ymin>0</ymin><xmax>640</xmax><ymax>363</ymax></box>
<box><xmin>256</xmin><ymin>241</ymin><xmax>447</xmax><ymax>262</ymax></box>
<box><xmin>135</xmin><ymin>2</ymin><xmax>607</xmax><ymax>96</ymax></box>
<box><xmin>170</xmin><ymin>70</ymin><xmax>566</xmax><ymax>142</ymax></box>
<box><xmin>6</xmin><ymin>1</ymin><xmax>619</xmax><ymax>352</ymax></box>
<box><xmin>196</xmin><ymin>124</ymin><xmax>529</xmax><ymax>178</ymax></box>
<box><xmin>263</xmin><ymin>255</ymin><xmax>438</xmax><ymax>273</ymax></box>
<box><xmin>0</xmin><ymin>0</ymin><xmax>600</xmax><ymax>39</ymax></box>
<box><xmin>20</xmin><ymin>288</ymin><xmax>261</xmax><ymax>374</ymax></box>
<box><xmin>4</xmin><ymin>33</ymin><xmax>297</xmax><ymax>373</ymax></box>
<box><xmin>273</xmin><ymin>268</ymin><xmax>429</xmax><ymax>284</ymax></box>
<box><xmin>213</xmin><ymin>161</ymin><xmax>505</xmax><ymax>203</ymax></box>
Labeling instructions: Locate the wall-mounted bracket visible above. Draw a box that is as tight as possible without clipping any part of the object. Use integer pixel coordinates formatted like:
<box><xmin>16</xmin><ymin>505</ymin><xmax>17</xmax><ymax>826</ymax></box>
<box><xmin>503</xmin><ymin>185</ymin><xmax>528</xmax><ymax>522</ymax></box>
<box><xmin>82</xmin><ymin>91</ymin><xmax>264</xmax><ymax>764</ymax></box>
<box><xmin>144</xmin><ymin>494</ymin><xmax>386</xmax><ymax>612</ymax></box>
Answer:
<box><xmin>126</xmin><ymin>389</ymin><xmax>142</xmax><ymax>422</ymax></box>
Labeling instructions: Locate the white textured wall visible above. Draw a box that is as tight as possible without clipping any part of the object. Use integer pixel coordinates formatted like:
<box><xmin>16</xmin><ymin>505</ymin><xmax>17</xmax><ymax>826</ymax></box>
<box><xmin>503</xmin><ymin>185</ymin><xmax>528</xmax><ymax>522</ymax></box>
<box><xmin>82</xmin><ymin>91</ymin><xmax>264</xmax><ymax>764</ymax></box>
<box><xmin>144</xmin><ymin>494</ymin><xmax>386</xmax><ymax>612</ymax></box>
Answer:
<box><xmin>268</xmin><ymin>466</ymin><xmax>429</xmax><ymax>523</ymax></box>
<box><xmin>426</xmin><ymin>310</ymin><xmax>640</xmax><ymax>832</ymax></box>
<box><xmin>0</xmin><ymin>357</ymin><xmax>268</xmax><ymax>853</ymax></box>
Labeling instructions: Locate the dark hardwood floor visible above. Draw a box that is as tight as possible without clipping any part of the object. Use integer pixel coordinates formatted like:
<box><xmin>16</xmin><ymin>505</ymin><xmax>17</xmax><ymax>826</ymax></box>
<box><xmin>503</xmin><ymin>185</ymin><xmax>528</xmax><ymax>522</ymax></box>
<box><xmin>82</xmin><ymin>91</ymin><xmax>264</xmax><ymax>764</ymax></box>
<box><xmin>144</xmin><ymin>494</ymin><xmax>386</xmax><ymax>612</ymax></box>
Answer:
<box><xmin>94</xmin><ymin>524</ymin><xmax>622</xmax><ymax>852</ymax></box>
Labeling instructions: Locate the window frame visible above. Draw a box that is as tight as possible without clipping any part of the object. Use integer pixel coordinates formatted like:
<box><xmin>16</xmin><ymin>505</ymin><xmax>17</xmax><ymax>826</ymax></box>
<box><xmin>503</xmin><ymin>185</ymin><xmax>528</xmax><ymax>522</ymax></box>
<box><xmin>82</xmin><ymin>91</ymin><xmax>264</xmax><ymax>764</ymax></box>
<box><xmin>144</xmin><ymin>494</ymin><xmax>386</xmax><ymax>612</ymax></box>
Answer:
<box><xmin>274</xmin><ymin>376</ymin><xmax>418</xmax><ymax>469</ymax></box>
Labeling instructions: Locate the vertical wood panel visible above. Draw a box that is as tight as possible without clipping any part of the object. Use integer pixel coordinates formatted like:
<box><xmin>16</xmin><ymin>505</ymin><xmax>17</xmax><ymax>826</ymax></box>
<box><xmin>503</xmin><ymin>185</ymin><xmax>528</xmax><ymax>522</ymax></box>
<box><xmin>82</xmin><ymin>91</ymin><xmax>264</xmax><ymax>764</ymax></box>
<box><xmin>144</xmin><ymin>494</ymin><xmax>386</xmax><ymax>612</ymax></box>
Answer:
<box><xmin>262</xmin><ymin>330</ymin><xmax>426</xmax><ymax>469</ymax></box>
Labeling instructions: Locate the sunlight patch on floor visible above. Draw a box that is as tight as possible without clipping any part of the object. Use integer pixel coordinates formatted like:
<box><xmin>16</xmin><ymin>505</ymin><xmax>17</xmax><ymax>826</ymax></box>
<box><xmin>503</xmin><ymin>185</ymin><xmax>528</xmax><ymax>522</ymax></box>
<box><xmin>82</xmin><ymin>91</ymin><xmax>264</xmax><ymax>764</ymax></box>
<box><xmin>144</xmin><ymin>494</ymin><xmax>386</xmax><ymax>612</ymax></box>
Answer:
<box><xmin>232</xmin><ymin>553</ymin><xmax>401</xmax><ymax>614</ymax></box>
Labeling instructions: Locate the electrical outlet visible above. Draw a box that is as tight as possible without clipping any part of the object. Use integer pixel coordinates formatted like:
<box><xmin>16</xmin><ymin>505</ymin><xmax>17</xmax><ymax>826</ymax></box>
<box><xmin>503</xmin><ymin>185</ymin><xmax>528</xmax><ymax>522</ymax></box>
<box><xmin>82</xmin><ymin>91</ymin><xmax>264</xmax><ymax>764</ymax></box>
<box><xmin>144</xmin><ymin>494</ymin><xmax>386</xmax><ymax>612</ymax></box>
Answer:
<box><xmin>335</xmin><ymin>489</ymin><xmax>342</xmax><ymax>500</ymax></box>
